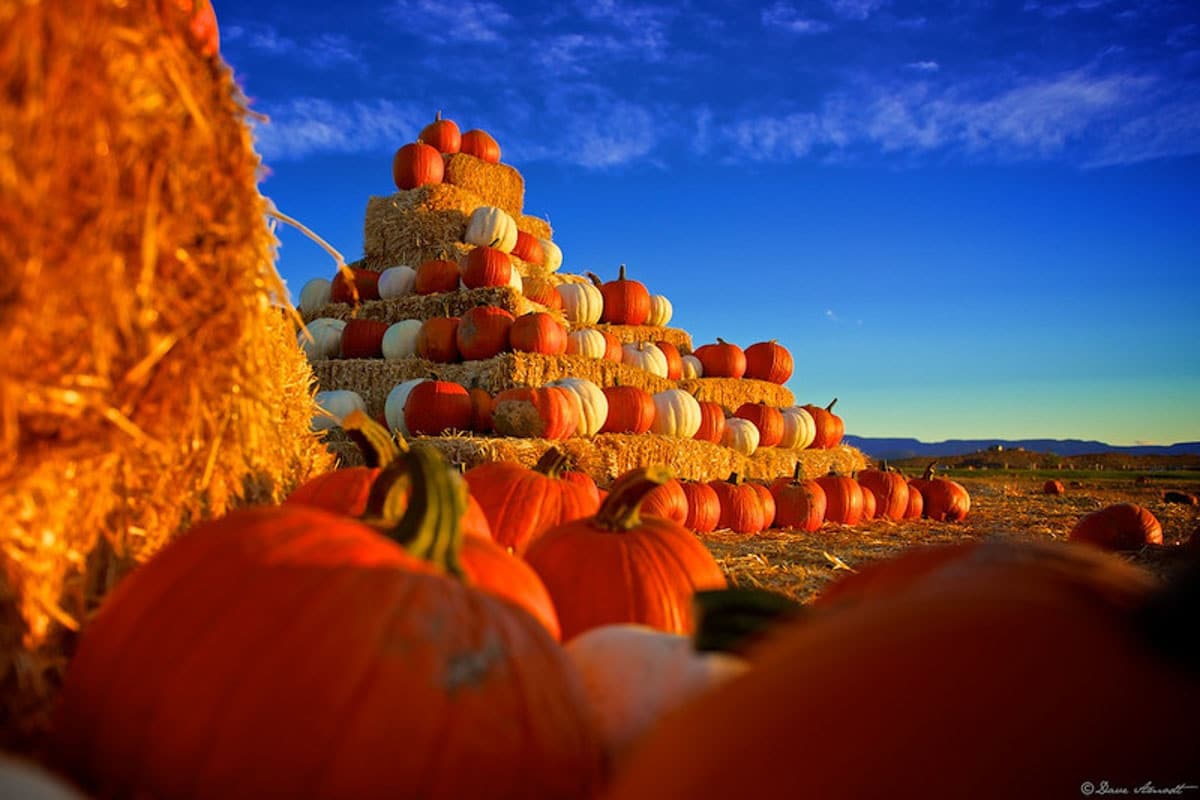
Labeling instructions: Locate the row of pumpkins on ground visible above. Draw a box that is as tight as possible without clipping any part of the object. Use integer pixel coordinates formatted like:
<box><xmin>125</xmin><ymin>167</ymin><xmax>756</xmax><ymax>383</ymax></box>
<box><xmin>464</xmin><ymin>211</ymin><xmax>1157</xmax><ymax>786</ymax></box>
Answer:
<box><xmin>316</xmin><ymin>376</ymin><xmax>840</xmax><ymax>458</ymax></box>
<box><xmin>33</xmin><ymin>408</ymin><xmax>1194</xmax><ymax>799</ymax></box>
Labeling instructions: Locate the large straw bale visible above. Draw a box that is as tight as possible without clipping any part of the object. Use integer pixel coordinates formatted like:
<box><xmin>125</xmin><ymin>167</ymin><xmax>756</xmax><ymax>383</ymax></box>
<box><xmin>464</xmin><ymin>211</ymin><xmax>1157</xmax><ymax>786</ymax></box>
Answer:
<box><xmin>739</xmin><ymin>444</ymin><xmax>868</xmax><ymax>483</ymax></box>
<box><xmin>678</xmin><ymin>378</ymin><xmax>795</xmax><ymax>413</ymax></box>
<box><xmin>592</xmin><ymin>324</ymin><xmax>693</xmax><ymax>353</ymax></box>
<box><xmin>0</xmin><ymin>1</ymin><xmax>333</xmax><ymax>750</ymax></box>
<box><xmin>300</xmin><ymin>286</ymin><xmax>560</xmax><ymax>325</ymax></box>
<box><xmin>443</xmin><ymin>153</ymin><xmax>524</xmax><ymax>217</ymax></box>
<box><xmin>362</xmin><ymin>184</ymin><xmax>483</xmax><ymax>268</ymax></box>
<box><xmin>516</xmin><ymin>214</ymin><xmax>553</xmax><ymax>241</ymax></box>
<box><xmin>312</xmin><ymin>353</ymin><xmax>676</xmax><ymax>418</ymax></box>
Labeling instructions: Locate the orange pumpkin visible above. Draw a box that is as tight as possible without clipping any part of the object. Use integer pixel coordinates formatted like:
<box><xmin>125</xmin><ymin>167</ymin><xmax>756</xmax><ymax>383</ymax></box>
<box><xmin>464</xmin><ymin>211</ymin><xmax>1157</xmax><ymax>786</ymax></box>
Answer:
<box><xmin>1044</xmin><ymin>479</ymin><xmax>1066</xmax><ymax>495</ymax></box>
<box><xmin>523</xmin><ymin>277</ymin><xmax>564</xmax><ymax>311</ymax></box>
<box><xmin>681</xmin><ymin>481</ymin><xmax>721</xmax><ymax>533</ymax></box>
<box><xmin>404</xmin><ymin>379</ymin><xmax>472</xmax><ymax>436</ymax></box>
<box><xmin>415</xmin><ymin>315</ymin><xmax>460</xmax><ymax>363</ymax></box>
<box><xmin>606</xmin><ymin>542</ymin><xmax>1191</xmax><ymax>800</ymax></box>
<box><xmin>524</xmin><ymin>467</ymin><xmax>727</xmax><ymax>640</ymax></box>
<box><xmin>1069</xmin><ymin>503</ymin><xmax>1163</xmax><ymax>551</ymax></box>
<box><xmin>509</xmin><ymin>312</ymin><xmax>567</xmax><ymax>355</ymax></box>
<box><xmin>857</xmin><ymin>467</ymin><xmax>910</xmax><ymax>521</ymax></box>
<box><xmin>419</xmin><ymin>110</ymin><xmax>461</xmax><ymax>154</ymax></box>
<box><xmin>814</xmin><ymin>473</ymin><xmax>863</xmax><ymax>526</ymax></box>
<box><xmin>904</xmin><ymin>482</ymin><xmax>925</xmax><ymax>519</ymax></box>
<box><xmin>743</xmin><ymin>340</ymin><xmax>793</xmax><ymax>384</ymax></box>
<box><xmin>734</xmin><ymin>403</ymin><xmax>784</xmax><ymax>449</ymax></box>
<box><xmin>600</xmin><ymin>385</ymin><xmax>656</xmax><ymax>435</ymax></box>
<box><xmin>461</xmin><ymin>128</ymin><xmax>501</xmax><ymax>163</ymax></box>
<box><xmin>640</xmin><ymin>476</ymin><xmax>689</xmax><ymax>525</ymax></box>
<box><xmin>464</xmin><ymin>448</ymin><xmax>599</xmax><ymax>555</ymax></box>
<box><xmin>392</xmin><ymin>141</ymin><xmax>444</xmax><ymax>190</ymax></box>
<box><xmin>329</xmin><ymin>267</ymin><xmax>381</xmax><ymax>304</ymax></box>
<box><xmin>709</xmin><ymin>474</ymin><xmax>765</xmax><ymax>534</ymax></box>
<box><xmin>692</xmin><ymin>395</ymin><xmax>726</xmax><ymax>445</ymax></box>
<box><xmin>693</xmin><ymin>338</ymin><xmax>745</xmax><ymax>379</ymax></box>
<box><xmin>414</xmin><ymin>258</ymin><xmax>461</xmax><ymax>295</ymax></box>
<box><xmin>491</xmin><ymin>386</ymin><xmax>578</xmax><ymax>439</ymax></box>
<box><xmin>339</xmin><ymin>318</ymin><xmax>389</xmax><ymax>359</ymax></box>
<box><xmin>802</xmin><ymin>398</ymin><xmax>844</xmax><ymax>449</ymax></box>
<box><xmin>769</xmin><ymin>465</ymin><xmax>826</xmax><ymax>532</ymax></box>
<box><xmin>461</xmin><ymin>245</ymin><xmax>512</xmax><ymax>289</ymax></box>
<box><xmin>469</xmin><ymin>386</ymin><xmax>494</xmax><ymax>434</ymax></box>
<box><xmin>655</xmin><ymin>340</ymin><xmax>683</xmax><ymax>380</ymax></box>
<box><xmin>595</xmin><ymin>265</ymin><xmax>650</xmax><ymax>326</ymax></box>
<box><xmin>456</xmin><ymin>305</ymin><xmax>514</xmax><ymax>361</ymax></box>
<box><xmin>858</xmin><ymin>481</ymin><xmax>877</xmax><ymax>521</ymax></box>
<box><xmin>909</xmin><ymin>463</ymin><xmax>970</xmax><ymax>522</ymax></box>
<box><xmin>54</xmin><ymin>446</ymin><xmax>604</xmax><ymax>799</ymax></box>
<box><xmin>512</xmin><ymin>230</ymin><xmax>545</xmax><ymax>265</ymax></box>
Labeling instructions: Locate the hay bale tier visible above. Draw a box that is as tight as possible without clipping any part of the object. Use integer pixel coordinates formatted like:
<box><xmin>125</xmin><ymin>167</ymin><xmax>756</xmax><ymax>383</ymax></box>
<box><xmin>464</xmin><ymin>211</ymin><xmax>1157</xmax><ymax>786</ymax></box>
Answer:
<box><xmin>308</xmin><ymin>112</ymin><xmax>866</xmax><ymax>489</ymax></box>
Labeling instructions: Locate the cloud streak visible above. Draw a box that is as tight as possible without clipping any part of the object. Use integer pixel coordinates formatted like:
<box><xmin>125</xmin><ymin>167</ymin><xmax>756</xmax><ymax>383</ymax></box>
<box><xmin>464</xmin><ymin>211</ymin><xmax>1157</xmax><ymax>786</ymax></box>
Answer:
<box><xmin>385</xmin><ymin>0</ymin><xmax>514</xmax><ymax>43</ymax></box>
<box><xmin>761</xmin><ymin>2</ymin><xmax>832</xmax><ymax>34</ymax></box>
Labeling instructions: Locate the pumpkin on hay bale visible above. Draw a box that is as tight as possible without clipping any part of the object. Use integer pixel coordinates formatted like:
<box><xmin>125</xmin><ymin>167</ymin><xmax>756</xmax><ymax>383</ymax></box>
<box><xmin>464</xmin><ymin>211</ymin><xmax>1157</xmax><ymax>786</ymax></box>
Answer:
<box><xmin>0</xmin><ymin>0</ymin><xmax>332</xmax><ymax>750</ymax></box>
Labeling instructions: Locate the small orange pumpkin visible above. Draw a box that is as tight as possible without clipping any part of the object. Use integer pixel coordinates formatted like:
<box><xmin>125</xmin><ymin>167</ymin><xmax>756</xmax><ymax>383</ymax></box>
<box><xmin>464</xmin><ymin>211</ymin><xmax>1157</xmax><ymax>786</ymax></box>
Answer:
<box><xmin>1069</xmin><ymin>503</ymin><xmax>1163</xmax><ymax>551</ymax></box>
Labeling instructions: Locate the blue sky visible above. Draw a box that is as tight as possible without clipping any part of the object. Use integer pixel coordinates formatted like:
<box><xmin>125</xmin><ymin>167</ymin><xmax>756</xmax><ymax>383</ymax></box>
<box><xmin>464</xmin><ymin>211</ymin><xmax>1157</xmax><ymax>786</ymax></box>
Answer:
<box><xmin>214</xmin><ymin>0</ymin><xmax>1200</xmax><ymax>445</ymax></box>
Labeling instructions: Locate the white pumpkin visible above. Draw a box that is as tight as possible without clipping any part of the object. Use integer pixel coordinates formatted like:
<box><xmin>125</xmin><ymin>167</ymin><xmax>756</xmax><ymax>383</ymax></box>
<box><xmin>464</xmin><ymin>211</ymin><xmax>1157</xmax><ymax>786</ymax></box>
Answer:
<box><xmin>722</xmin><ymin>417</ymin><xmax>761</xmax><ymax>456</ymax></box>
<box><xmin>779</xmin><ymin>406</ymin><xmax>817</xmax><ymax>450</ymax></box>
<box><xmin>548</xmin><ymin>377</ymin><xmax>609</xmax><ymax>437</ymax></box>
<box><xmin>564</xmin><ymin>624</ymin><xmax>749</xmax><ymax>765</ymax></box>
<box><xmin>680</xmin><ymin>354</ymin><xmax>703</xmax><ymax>379</ymax></box>
<box><xmin>557</xmin><ymin>281</ymin><xmax>604</xmax><ymax>325</ymax></box>
<box><xmin>465</xmin><ymin>206</ymin><xmax>518</xmax><ymax>253</ymax></box>
<box><xmin>312</xmin><ymin>390</ymin><xmax>366</xmax><ymax>432</ymax></box>
<box><xmin>508</xmin><ymin>265</ymin><xmax>523</xmax><ymax>292</ymax></box>
<box><xmin>650</xmin><ymin>389</ymin><xmax>702</xmax><ymax>439</ymax></box>
<box><xmin>377</xmin><ymin>265</ymin><xmax>417</xmax><ymax>299</ymax></box>
<box><xmin>621</xmin><ymin>342</ymin><xmax>669</xmax><ymax>379</ymax></box>
<box><xmin>540</xmin><ymin>238</ymin><xmax>563</xmax><ymax>272</ymax></box>
<box><xmin>566</xmin><ymin>329</ymin><xmax>608</xmax><ymax>360</ymax></box>
<box><xmin>646</xmin><ymin>294</ymin><xmax>673</xmax><ymax>327</ymax></box>
<box><xmin>381</xmin><ymin>319</ymin><xmax>423</xmax><ymax>360</ymax></box>
<box><xmin>298</xmin><ymin>317</ymin><xmax>345</xmax><ymax>361</ymax></box>
<box><xmin>384</xmin><ymin>378</ymin><xmax>425</xmax><ymax>436</ymax></box>
<box><xmin>298</xmin><ymin>278</ymin><xmax>331</xmax><ymax>315</ymax></box>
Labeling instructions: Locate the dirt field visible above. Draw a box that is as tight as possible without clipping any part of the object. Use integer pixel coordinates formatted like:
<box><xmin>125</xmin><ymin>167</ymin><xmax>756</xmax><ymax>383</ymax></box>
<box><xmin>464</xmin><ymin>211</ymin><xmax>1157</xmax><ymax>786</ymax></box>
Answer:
<box><xmin>703</xmin><ymin>474</ymin><xmax>1200</xmax><ymax>603</ymax></box>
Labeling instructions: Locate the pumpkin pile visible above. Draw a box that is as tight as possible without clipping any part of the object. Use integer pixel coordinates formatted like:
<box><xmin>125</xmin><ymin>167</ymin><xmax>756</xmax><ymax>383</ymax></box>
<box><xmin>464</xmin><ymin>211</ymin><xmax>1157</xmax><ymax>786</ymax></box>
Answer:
<box><xmin>297</xmin><ymin>114</ymin><xmax>869</xmax><ymax>489</ymax></box>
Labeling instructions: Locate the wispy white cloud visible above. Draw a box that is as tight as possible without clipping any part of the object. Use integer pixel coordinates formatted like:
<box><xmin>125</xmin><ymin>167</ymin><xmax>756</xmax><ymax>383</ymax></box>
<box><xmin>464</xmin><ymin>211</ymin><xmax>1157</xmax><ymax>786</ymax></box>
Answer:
<box><xmin>571</xmin><ymin>0</ymin><xmax>676</xmax><ymax>62</ymax></box>
<box><xmin>826</xmin><ymin>0</ymin><xmax>889</xmax><ymax>21</ymax></box>
<box><xmin>252</xmin><ymin>98</ymin><xmax>424</xmax><ymax>161</ymax></box>
<box><xmin>223</xmin><ymin>24</ymin><xmax>361</xmax><ymax>69</ymax></box>
<box><xmin>906</xmin><ymin>60</ymin><xmax>940</xmax><ymax>72</ymax></box>
<box><xmin>762</xmin><ymin>2</ymin><xmax>832</xmax><ymax>34</ymax></box>
<box><xmin>505</xmin><ymin>87</ymin><xmax>662</xmax><ymax>168</ymax></box>
<box><xmin>385</xmin><ymin>0</ymin><xmax>513</xmax><ymax>43</ymax></box>
<box><xmin>825</xmin><ymin>309</ymin><xmax>839</xmax><ymax>322</ymax></box>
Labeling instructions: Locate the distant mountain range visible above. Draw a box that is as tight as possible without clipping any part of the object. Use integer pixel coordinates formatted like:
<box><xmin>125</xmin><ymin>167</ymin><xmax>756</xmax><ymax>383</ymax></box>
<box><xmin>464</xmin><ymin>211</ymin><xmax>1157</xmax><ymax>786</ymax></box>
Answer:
<box><xmin>843</xmin><ymin>436</ymin><xmax>1200</xmax><ymax>462</ymax></box>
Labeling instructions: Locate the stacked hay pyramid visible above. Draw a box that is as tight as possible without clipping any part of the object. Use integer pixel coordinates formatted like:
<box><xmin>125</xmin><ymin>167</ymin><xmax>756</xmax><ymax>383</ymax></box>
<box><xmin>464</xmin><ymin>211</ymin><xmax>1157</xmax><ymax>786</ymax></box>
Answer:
<box><xmin>299</xmin><ymin>114</ymin><xmax>867</xmax><ymax>486</ymax></box>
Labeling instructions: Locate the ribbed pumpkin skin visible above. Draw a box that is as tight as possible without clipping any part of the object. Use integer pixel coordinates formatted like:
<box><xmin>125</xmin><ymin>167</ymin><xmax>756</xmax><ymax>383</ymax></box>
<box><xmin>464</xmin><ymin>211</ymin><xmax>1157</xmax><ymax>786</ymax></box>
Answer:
<box><xmin>709</xmin><ymin>481</ymin><xmax>765</xmax><ymax>534</ymax></box>
<box><xmin>491</xmin><ymin>387</ymin><xmax>578</xmax><ymax>440</ymax></box>
<box><xmin>512</xmin><ymin>230</ymin><xmax>545</xmax><ymax>266</ymax></box>
<box><xmin>460</xmin><ymin>533</ymin><xmax>563</xmax><ymax>640</ymax></box>
<box><xmin>693</xmin><ymin>340</ymin><xmax>745</xmax><ymax>379</ymax></box>
<box><xmin>461</xmin><ymin>246</ymin><xmax>512</xmax><ymax>289</ymax></box>
<box><xmin>52</xmin><ymin>505</ymin><xmax>604</xmax><ymax>800</ymax></box>
<box><xmin>750</xmin><ymin>484</ymin><xmax>776</xmax><ymax>529</ymax></box>
<box><xmin>640</xmin><ymin>478</ymin><xmax>689</xmax><ymax>525</ymax></box>
<box><xmin>523</xmin><ymin>277</ymin><xmax>563</xmax><ymax>311</ymax></box>
<box><xmin>417</xmin><ymin>316</ymin><xmax>461</xmax><ymax>363</ymax></box>
<box><xmin>330</xmin><ymin>268</ymin><xmax>381</xmax><ymax>304</ymax></box>
<box><xmin>858</xmin><ymin>484</ymin><xmax>877</xmax><ymax>521</ymax></box>
<box><xmin>465</xmin><ymin>461</ymin><xmax>600</xmax><ymax>555</ymax></box>
<box><xmin>857</xmin><ymin>469</ymin><xmax>911</xmax><ymax>521</ymax></box>
<box><xmin>509</xmin><ymin>312</ymin><xmax>567</xmax><ymax>355</ymax></box>
<box><xmin>693</xmin><ymin>401</ymin><xmax>726</xmax><ymax>444</ymax></box>
<box><xmin>600</xmin><ymin>331</ymin><xmax>624</xmax><ymax>362</ymax></box>
<box><xmin>815</xmin><ymin>475</ymin><xmax>863</xmax><ymax>525</ymax></box>
<box><xmin>803</xmin><ymin>402</ymin><xmax>845</xmax><ymax>449</ymax></box>
<box><xmin>420</xmin><ymin>112</ymin><xmax>461</xmax><ymax>153</ymax></box>
<box><xmin>769</xmin><ymin>477</ymin><xmax>826</xmax><ymax>532</ymax></box>
<box><xmin>461</xmin><ymin>129</ymin><xmax>501</xmax><ymax>163</ymax></box>
<box><xmin>456</xmin><ymin>305</ymin><xmax>514</xmax><ymax>361</ymax></box>
<box><xmin>1069</xmin><ymin>503</ymin><xmax>1163</xmax><ymax>551</ymax></box>
<box><xmin>340</xmin><ymin>319</ymin><xmax>390</xmax><ymax>359</ymax></box>
<box><xmin>743</xmin><ymin>341</ymin><xmax>793</xmax><ymax>385</ymax></box>
<box><xmin>598</xmin><ymin>266</ymin><xmax>651</xmax><ymax>326</ymax></box>
<box><xmin>606</xmin><ymin>542</ymin><xmax>1185</xmax><ymax>800</ymax></box>
<box><xmin>909</xmin><ymin>474</ymin><xmax>971</xmax><ymax>522</ymax></box>
<box><xmin>525</xmin><ymin>512</ymin><xmax>727</xmax><ymax>641</ymax></box>
<box><xmin>405</xmin><ymin>380</ymin><xmax>472</xmax><ymax>436</ymax></box>
<box><xmin>904</xmin><ymin>484</ymin><xmax>925</xmax><ymax>519</ymax></box>
<box><xmin>734</xmin><ymin>403</ymin><xmax>784</xmax><ymax>449</ymax></box>
<box><xmin>681</xmin><ymin>482</ymin><xmax>721</xmax><ymax>533</ymax></box>
<box><xmin>414</xmin><ymin>259</ymin><xmax>461</xmax><ymax>295</ymax></box>
<box><xmin>392</xmin><ymin>141</ymin><xmax>444</xmax><ymax>190</ymax></box>
<box><xmin>655</xmin><ymin>341</ymin><xmax>683</xmax><ymax>380</ymax></box>
<box><xmin>600</xmin><ymin>386</ymin><xmax>656</xmax><ymax>435</ymax></box>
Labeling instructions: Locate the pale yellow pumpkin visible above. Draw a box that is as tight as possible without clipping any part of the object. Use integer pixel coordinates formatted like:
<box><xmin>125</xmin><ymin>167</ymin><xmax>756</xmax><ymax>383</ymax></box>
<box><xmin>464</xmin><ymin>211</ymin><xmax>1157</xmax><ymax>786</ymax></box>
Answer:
<box><xmin>722</xmin><ymin>417</ymin><xmax>761</xmax><ymax>456</ymax></box>
<box><xmin>465</xmin><ymin>206</ymin><xmax>518</xmax><ymax>252</ymax></box>
<box><xmin>540</xmin><ymin>238</ymin><xmax>563</xmax><ymax>272</ymax></box>
<box><xmin>650</xmin><ymin>389</ymin><xmax>702</xmax><ymax>438</ymax></box>
<box><xmin>646</xmin><ymin>295</ymin><xmax>673</xmax><ymax>327</ymax></box>
<box><xmin>298</xmin><ymin>317</ymin><xmax>345</xmax><ymax>361</ymax></box>
<box><xmin>298</xmin><ymin>277</ymin><xmax>331</xmax><ymax>315</ymax></box>
<box><xmin>548</xmin><ymin>377</ymin><xmax>609</xmax><ymax>437</ymax></box>
<box><xmin>565</xmin><ymin>624</ymin><xmax>749</xmax><ymax>766</ymax></box>
<box><xmin>384</xmin><ymin>378</ymin><xmax>425</xmax><ymax>436</ymax></box>
<box><xmin>680</xmin><ymin>354</ymin><xmax>703</xmax><ymax>379</ymax></box>
<box><xmin>312</xmin><ymin>390</ymin><xmax>366</xmax><ymax>432</ymax></box>
<box><xmin>622</xmin><ymin>342</ymin><xmax>669</xmax><ymax>379</ymax></box>
<box><xmin>557</xmin><ymin>282</ymin><xmax>604</xmax><ymax>325</ymax></box>
<box><xmin>779</xmin><ymin>406</ymin><xmax>817</xmax><ymax>450</ymax></box>
<box><xmin>377</xmin><ymin>265</ymin><xmax>417</xmax><ymax>299</ymax></box>
<box><xmin>567</xmin><ymin>329</ymin><xmax>609</xmax><ymax>360</ymax></box>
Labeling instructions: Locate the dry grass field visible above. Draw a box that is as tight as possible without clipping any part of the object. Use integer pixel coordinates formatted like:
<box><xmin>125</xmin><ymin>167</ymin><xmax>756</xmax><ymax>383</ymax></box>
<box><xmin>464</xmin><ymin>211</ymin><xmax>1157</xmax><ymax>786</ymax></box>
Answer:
<box><xmin>705</xmin><ymin>472</ymin><xmax>1200</xmax><ymax>603</ymax></box>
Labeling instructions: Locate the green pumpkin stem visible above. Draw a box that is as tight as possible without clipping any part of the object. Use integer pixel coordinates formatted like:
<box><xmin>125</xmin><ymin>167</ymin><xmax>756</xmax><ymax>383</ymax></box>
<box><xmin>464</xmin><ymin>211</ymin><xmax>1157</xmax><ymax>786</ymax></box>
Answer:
<box><xmin>533</xmin><ymin>447</ymin><xmax>570</xmax><ymax>479</ymax></box>
<box><xmin>826</xmin><ymin>397</ymin><xmax>839</xmax><ymax>412</ymax></box>
<box><xmin>341</xmin><ymin>410</ymin><xmax>405</xmax><ymax>468</ymax></box>
<box><xmin>586</xmin><ymin>271</ymin><xmax>603</xmax><ymax>288</ymax></box>
<box><xmin>594</xmin><ymin>465</ymin><xmax>672</xmax><ymax>531</ymax></box>
<box><xmin>692</xmin><ymin>587</ymin><xmax>805</xmax><ymax>655</ymax></box>
<box><xmin>364</xmin><ymin>445</ymin><xmax>467</xmax><ymax>579</ymax></box>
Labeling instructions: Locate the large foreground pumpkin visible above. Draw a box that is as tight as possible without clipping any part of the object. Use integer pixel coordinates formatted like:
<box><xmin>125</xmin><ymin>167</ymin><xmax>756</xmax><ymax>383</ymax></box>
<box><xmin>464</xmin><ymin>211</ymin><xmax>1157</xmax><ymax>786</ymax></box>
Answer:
<box><xmin>52</xmin><ymin>447</ymin><xmax>603</xmax><ymax>799</ymax></box>
<box><xmin>607</xmin><ymin>542</ymin><xmax>1197</xmax><ymax>799</ymax></box>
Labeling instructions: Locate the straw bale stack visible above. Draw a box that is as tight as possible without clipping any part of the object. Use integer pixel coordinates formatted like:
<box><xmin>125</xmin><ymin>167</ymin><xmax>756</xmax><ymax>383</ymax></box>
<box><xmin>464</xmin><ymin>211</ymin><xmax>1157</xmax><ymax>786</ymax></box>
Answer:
<box><xmin>593</xmin><ymin>324</ymin><xmax>693</xmax><ymax>353</ymax></box>
<box><xmin>362</xmin><ymin>185</ymin><xmax>480</xmax><ymax>268</ymax></box>
<box><xmin>679</xmin><ymin>378</ymin><xmax>795</xmax><ymax>413</ymax></box>
<box><xmin>0</xmin><ymin>0</ymin><xmax>332</xmax><ymax>749</ymax></box>
<box><xmin>313</xmin><ymin>354</ymin><xmax>676</xmax><ymax>418</ymax></box>
<box><xmin>300</xmin><ymin>286</ymin><xmax>559</xmax><ymax>325</ymax></box>
<box><xmin>516</xmin><ymin>214</ymin><xmax>553</xmax><ymax>241</ymax></box>
<box><xmin>739</xmin><ymin>444</ymin><xmax>867</xmax><ymax>483</ymax></box>
<box><xmin>443</xmin><ymin>153</ymin><xmax>524</xmax><ymax>217</ymax></box>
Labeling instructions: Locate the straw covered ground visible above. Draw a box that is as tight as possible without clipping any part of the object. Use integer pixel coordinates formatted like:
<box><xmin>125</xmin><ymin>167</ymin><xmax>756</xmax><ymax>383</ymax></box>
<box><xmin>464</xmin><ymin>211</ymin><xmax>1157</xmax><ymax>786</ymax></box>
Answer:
<box><xmin>707</xmin><ymin>474</ymin><xmax>1200</xmax><ymax>603</ymax></box>
<box><xmin>0</xmin><ymin>1</ymin><xmax>333</xmax><ymax>749</ymax></box>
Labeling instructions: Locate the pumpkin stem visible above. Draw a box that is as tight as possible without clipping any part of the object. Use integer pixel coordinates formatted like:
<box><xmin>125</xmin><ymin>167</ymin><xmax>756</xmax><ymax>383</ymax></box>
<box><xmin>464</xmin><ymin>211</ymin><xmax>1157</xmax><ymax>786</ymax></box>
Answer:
<box><xmin>370</xmin><ymin>445</ymin><xmax>467</xmax><ymax>579</ymax></box>
<box><xmin>488</xmin><ymin>237</ymin><xmax>501</xmax><ymax>248</ymax></box>
<box><xmin>533</xmin><ymin>447</ymin><xmax>570</xmax><ymax>479</ymax></box>
<box><xmin>586</xmin><ymin>271</ymin><xmax>603</xmax><ymax>288</ymax></box>
<box><xmin>923</xmin><ymin>461</ymin><xmax>937</xmax><ymax>480</ymax></box>
<box><xmin>341</xmin><ymin>410</ymin><xmax>406</xmax><ymax>468</ymax></box>
<box><xmin>726</xmin><ymin>472</ymin><xmax>743</xmax><ymax>485</ymax></box>
<box><xmin>826</xmin><ymin>397</ymin><xmax>838</xmax><ymax>412</ymax></box>
<box><xmin>594</xmin><ymin>465</ymin><xmax>672</xmax><ymax>531</ymax></box>
<box><xmin>716</xmin><ymin>337</ymin><xmax>728</xmax><ymax>346</ymax></box>
<box><xmin>617</xmin><ymin>263</ymin><xmax>627</xmax><ymax>280</ymax></box>
<box><xmin>435</xmin><ymin>109</ymin><xmax>443</xmax><ymax>121</ymax></box>
<box><xmin>791</xmin><ymin>461</ymin><xmax>803</xmax><ymax>483</ymax></box>
<box><xmin>692</xmin><ymin>587</ymin><xmax>805</xmax><ymax>656</ymax></box>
